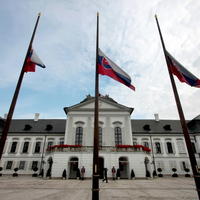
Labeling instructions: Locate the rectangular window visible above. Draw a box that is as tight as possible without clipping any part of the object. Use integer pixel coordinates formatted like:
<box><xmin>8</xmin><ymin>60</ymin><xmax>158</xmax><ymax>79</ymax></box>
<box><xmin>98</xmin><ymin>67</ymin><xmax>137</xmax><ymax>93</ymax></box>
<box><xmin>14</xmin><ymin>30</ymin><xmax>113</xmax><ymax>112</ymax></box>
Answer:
<box><xmin>6</xmin><ymin>161</ymin><xmax>13</xmax><ymax>170</ymax></box>
<box><xmin>47</xmin><ymin>141</ymin><xmax>53</xmax><ymax>148</ymax></box>
<box><xmin>167</xmin><ymin>142</ymin><xmax>173</xmax><ymax>154</ymax></box>
<box><xmin>177</xmin><ymin>140</ymin><xmax>186</xmax><ymax>154</ymax></box>
<box><xmin>192</xmin><ymin>142</ymin><xmax>197</xmax><ymax>153</ymax></box>
<box><xmin>155</xmin><ymin>142</ymin><xmax>162</xmax><ymax>154</ymax></box>
<box><xmin>19</xmin><ymin>161</ymin><xmax>26</xmax><ymax>170</ymax></box>
<box><xmin>143</xmin><ymin>142</ymin><xmax>149</xmax><ymax>148</ymax></box>
<box><xmin>32</xmin><ymin>161</ymin><xmax>38</xmax><ymax>170</ymax></box>
<box><xmin>133</xmin><ymin>138</ymin><xmax>137</xmax><ymax>145</ymax></box>
<box><xmin>22</xmin><ymin>142</ymin><xmax>29</xmax><ymax>153</ymax></box>
<box><xmin>10</xmin><ymin>142</ymin><xmax>17</xmax><ymax>153</ymax></box>
<box><xmin>34</xmin><ymin>142</ymin><xmax>41</xmax><ymax>153</ymax></box>
<box><xmin>59</xmin><ymin>140</ymin><xmax>64</xmax><ymax>145</ymax></box>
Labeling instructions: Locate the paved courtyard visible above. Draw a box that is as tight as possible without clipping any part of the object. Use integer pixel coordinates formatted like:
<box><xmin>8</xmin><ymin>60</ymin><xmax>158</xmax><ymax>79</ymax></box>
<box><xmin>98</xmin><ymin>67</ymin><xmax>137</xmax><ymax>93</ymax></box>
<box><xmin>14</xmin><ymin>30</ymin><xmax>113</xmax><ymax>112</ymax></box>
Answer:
<box><xmin>0</xmin><ymin>176</ymin><xmax>198</xmax><ymax>200</ymax></box>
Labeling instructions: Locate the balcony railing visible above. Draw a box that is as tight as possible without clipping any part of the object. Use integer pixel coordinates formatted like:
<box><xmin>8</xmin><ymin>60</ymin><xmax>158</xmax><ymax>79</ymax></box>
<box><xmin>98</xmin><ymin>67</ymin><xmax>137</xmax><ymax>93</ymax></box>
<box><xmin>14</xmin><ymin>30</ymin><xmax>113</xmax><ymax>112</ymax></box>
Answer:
<box><xmin>46</xmin><ymin>144</ymin><xmax>151</xmax><ymax>154</ymax></box>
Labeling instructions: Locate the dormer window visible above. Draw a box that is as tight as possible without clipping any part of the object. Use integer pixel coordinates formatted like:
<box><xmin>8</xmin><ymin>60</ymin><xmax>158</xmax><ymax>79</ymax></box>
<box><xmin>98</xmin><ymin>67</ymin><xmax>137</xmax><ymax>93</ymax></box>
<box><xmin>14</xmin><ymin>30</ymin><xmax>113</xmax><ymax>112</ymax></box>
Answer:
<box><xmin>163</xmin><ymin>124</ymin><xmax>172</xmax><ymax>131</ymax></box>
<box><xmin>46</xmin><ymin>124</ymin><xmax>53</xmax><ymax>131</ymax></box>
<box><xmin>143</xmin><ymin>124</ymin><xmax>151</xmax><ymax>131</ymax></box>
<box><xmin>24</xmin><ymin>124</ymin><xmax>32</xmax><ymax>131</ymax></box>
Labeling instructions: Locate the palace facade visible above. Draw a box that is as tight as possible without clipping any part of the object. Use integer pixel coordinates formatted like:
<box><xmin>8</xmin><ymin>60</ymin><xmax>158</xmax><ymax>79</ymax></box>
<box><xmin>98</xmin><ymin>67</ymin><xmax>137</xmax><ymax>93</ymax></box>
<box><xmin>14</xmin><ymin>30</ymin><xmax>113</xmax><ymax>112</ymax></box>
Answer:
<box><xmin>0</xmin><ymin>95</ymin><xmax>200</xmax><ymax>178</ymax></box>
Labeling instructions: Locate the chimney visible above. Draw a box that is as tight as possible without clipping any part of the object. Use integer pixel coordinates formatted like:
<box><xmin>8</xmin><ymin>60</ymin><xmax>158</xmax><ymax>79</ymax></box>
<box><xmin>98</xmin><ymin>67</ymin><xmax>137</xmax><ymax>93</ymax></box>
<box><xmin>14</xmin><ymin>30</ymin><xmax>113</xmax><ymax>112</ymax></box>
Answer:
<box><xmin>4</xmin><ymin>113</ymin><xmax>7</xmax><ymax>119</ymax></box>
<box><xmin>154</xmin><ymin>113</ymin><xmax>159</xmax><ymax>122</ymax></box>
<box><xmin>34</xmin><ymin>113</ymin><xmax>40</xmax><ymax>121</ymax></box>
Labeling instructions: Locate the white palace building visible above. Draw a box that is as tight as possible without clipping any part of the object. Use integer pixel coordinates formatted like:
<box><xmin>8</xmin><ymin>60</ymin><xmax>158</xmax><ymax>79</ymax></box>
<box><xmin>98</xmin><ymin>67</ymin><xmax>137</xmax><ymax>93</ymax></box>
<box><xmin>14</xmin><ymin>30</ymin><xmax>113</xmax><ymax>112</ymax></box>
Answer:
<box><xmin>0</xmin><ymin>94</ymin><xmax>200</xmax><ymax>179</ymax></box>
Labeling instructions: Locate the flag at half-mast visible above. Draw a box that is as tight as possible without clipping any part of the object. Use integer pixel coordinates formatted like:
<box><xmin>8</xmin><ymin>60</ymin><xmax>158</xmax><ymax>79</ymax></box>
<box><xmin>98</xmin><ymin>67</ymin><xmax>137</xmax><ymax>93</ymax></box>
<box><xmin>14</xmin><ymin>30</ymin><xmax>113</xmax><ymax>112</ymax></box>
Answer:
<box><xmin>24</xmin><ymin>48</ymin><xmax>46</xmax><ymax>72</ymax></box>
<box><xmin>165</xmin><ymin>50</ymin><xmax>200</xmax><ymax>88</ymax></box>
<box><xmin>98</xmin><ymin>48</ymin><xmax>135</xmax><ymax>91</ymax></box>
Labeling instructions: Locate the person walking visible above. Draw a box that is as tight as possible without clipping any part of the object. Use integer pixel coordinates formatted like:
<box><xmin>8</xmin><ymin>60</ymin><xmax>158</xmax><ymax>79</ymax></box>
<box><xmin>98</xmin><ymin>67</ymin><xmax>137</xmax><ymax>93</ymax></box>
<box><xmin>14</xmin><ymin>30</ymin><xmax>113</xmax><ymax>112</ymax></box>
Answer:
<box><xmin>116</xmin><ymin>168</ymin><xmax>120</xmax><ymax>180</ymax></box>
<box><xmin>102</xmin><ymin>168</ymin><xmax>108</xmax><ymax>183</ymax></box>
<box><xmin>62</xmin><ymin>169</ymin><xmax>67</xmax><ymax>179</ymax></box>
<box><xmin>111</xmin><ymin>166</ymin><xmax>116</xmax><ymax>180</ymax></box>
<box><xmin>76</xmin><ymin>168</ymin><xmax>81</xmax><ymax>179</ymax></box>
<box><xmin>81</xmin><ymin>166</ymin><xmax>85</xmax><ymax>180</ymax></box>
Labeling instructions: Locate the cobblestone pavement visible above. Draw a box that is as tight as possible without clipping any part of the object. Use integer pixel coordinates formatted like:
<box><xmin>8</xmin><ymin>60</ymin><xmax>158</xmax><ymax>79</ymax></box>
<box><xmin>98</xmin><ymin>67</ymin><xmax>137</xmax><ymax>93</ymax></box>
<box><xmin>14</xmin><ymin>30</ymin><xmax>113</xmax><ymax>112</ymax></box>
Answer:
<box><xmin>0</xmin><ymin>176</ymin><xmax>198</xmax><ymax>200</ymax></box>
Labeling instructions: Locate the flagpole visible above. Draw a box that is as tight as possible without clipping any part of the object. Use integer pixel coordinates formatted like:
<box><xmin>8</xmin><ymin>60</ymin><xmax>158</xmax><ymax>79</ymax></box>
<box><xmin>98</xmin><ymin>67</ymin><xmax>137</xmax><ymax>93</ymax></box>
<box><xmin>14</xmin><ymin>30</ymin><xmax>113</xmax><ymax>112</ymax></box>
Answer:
<box><xmin>0</xmin><ymin>13</ymin><xmax>41</xmax><ymax>161</ymax></box>
<box><xmin>92</xmin><ymin>12</ymin><xmax>100</xmax><ymax>200</ymax></box>
<box><xmin>155</xmin><ymin>15</ymin><xmax>200</xmax><ymax>199</ymax></box>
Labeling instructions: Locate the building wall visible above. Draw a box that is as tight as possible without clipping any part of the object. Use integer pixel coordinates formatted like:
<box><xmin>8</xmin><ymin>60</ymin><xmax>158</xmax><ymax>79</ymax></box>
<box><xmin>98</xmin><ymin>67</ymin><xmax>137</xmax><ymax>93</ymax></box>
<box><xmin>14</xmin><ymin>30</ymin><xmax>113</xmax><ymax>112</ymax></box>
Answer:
<box><xmin>132</xmin><ymin>134</ymin><xmax>200</xmax><ymax>175</ymax></box>
<box><xmin>1</xmin><ymin>135</ymin><xmax>64</xmax><ymax>174</ymax></box>
<box><xmin>50</xmin><ymin>151</ymin><xmax>151</xmax><ymax>178</ymax></box>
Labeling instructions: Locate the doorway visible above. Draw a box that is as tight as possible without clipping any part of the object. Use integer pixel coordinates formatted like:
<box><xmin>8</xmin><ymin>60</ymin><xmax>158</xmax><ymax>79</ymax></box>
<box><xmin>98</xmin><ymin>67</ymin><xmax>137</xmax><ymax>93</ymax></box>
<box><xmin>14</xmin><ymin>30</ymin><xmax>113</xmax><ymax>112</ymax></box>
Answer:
<box><xmin>68</xmin><ymin>157</ymin><xmax>78</xmax><ymax>179</ymax></box>
<box><xmin>119</xmin><ymin>157</ymin><xmax>129</xmax><ymax>179</ymax></box>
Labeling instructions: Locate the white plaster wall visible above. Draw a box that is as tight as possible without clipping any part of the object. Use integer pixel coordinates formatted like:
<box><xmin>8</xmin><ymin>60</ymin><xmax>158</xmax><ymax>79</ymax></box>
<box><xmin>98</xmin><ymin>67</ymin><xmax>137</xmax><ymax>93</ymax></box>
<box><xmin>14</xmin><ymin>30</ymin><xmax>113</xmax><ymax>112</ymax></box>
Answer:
<box><xmin>51</xmin><ymin>151</ymin><xmax>151</xmax><ymax>178</ymax></box>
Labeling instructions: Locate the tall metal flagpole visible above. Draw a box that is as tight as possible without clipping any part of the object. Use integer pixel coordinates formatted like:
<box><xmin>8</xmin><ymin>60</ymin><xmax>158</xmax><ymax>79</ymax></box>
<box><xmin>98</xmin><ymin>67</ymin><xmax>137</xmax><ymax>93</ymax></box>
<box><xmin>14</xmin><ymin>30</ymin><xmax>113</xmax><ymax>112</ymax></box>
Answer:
<box><xmin>92</xmin><ymin>12</ymin><xmax>100</xmax><ymax>200</ymax></box>
<box><xmin>0</xmin><ymin>13</ymin><xmax>41</xmax><ymax>161</ymax></box>
<box><xmin>155</xmin><ymin>15</ymin><xmax>200</xmax><ymax>199</ymax></box>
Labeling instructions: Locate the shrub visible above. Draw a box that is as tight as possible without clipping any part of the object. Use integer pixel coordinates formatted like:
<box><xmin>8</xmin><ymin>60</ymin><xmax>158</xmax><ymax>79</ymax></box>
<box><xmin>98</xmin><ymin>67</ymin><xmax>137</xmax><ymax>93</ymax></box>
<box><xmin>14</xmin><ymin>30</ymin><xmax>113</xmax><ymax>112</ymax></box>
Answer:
<box><xmin>172</xmin><ymin>168</ymin><xmax>178</xmax><ymax>177</ymax></box>
<box><xmin>32</xmin><ymin>167</ymin><xmax>38</xmax><ymax>177</ymax></box>
<box><xmin>184</xmin><ymin>168</ymin><xmax>191</xmax><ymax>177</ymax></box>
<box><xmin>157</xmin><ymin>168</ymin><xmax>163</xmax><ymax>177</ymax></box>
<box><xmin>13</xmin><ymin>168</ymin><xmax>19</xmax><ymax>177</ymax></box>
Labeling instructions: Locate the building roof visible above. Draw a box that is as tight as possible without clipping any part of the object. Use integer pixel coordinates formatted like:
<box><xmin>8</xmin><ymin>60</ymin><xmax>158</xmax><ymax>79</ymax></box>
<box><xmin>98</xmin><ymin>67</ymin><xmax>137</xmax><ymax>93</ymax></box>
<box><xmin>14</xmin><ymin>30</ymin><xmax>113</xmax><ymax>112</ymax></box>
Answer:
<box><xmin>0</xmin><ymin>119</ymin><xmax>66</xmax><ymax>135</ymax></box>
<box><xmin>131</xmin><ymin>119</ymin><xmax>184</xmax><ymax>134</ymax></box>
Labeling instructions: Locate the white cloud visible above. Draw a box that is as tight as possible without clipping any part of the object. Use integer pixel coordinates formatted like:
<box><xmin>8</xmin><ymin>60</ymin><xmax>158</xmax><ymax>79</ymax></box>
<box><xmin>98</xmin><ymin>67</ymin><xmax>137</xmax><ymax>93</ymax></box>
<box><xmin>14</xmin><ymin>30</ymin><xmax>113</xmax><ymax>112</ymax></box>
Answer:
<box><xmin>1</xmin><ymin>0</ymin><xmax>200</xmax><ymax>120</ymax></box>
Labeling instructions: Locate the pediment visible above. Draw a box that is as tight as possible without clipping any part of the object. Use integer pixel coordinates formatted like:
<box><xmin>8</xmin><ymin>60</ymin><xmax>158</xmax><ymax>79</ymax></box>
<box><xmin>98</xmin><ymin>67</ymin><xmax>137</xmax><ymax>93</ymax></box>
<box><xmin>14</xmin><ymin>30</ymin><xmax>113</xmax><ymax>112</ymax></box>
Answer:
<box><xmin>64</xmin><ymin>96</ymin><xmax>133</xmax><ymax>114</ymax></box>
<box><xmin>79</xmin><ymin>100</ymin><xmax>119</xmax><ymax>110</ymax></box>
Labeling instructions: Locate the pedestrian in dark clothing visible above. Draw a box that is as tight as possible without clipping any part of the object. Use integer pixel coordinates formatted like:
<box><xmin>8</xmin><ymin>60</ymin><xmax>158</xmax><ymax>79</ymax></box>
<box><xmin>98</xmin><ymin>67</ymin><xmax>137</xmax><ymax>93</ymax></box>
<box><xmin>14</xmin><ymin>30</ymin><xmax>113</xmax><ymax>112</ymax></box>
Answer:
<box><xmin>81</xmin><ymin>166</ymin><xmax>85</xmax><ymax>180</ymax></box>
<box><xmin>62</xmin><ymin>169</ymin><xmax>67</xmax><ymax>179</ymax></box>
<box><xmin>76</xmin><ymin>168</ymin><xmax>81</xmax><ymax>179</ymax></box>
<box><xmin>102</xmin><ymin>168</ymin><xmax>108</xmax><ymax>183</ymax></box>
<box><xmin>116</xmin><ymin>168</ymin><xmax>120</xmax><ymax>180</ymax></box>
<box><xmin>111</xmin><ymin>166</ymin><xmax>116</xmax><ymax>180</ymax></box>
<box><xmin>131</xmin><ymin>169</ymin><xmax>135</xmax><ymax>179</ymax></box>
<box><xmin>46</xmin><ymin>168</ymin><xmax>51</xmax><ymax>179</ymax></box>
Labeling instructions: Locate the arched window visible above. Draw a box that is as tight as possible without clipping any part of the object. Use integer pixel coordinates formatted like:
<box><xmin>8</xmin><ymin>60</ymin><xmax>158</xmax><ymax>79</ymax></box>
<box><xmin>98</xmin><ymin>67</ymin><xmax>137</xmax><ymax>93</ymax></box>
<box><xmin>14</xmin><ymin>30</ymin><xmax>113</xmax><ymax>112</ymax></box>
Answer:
<box><xmin>167</xmin><ymin>142</ymin><xmax>173</xmax><ymax>154</ymax></box>
<box><xmin>155</xmin><ymin>142</ymin><xmax>161</xmax><ymax>154</ymax></box>
<box><xmin>75</xmin><ymin>127</ymin><xmax>83</xmax><ymax>145</ymax></box>
<box><xmin>115</xmin><ymin>127</ymin><xmax>122</xmax><ymax>145</ymax></box>
<box><xmin>99</xmin><ymin>127</ymin><xmax>102</xmax><ymax>147</ymax></box>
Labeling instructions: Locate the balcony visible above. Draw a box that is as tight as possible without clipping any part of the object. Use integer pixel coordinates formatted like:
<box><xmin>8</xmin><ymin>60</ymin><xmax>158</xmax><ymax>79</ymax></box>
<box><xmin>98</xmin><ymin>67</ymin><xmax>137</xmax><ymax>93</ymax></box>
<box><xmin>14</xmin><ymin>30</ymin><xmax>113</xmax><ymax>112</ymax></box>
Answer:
<box><xmin>46</xmin><ymin>144</ymin><xmax>151</xmax><ymax>154</ymax></box>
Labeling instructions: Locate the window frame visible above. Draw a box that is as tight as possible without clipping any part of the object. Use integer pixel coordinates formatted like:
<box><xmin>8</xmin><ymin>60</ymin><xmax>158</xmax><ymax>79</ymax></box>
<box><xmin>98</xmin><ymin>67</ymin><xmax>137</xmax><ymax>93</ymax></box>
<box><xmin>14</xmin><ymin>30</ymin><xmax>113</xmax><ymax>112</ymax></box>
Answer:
<box><xmin>155</xmin><ymin>142</ymin><xmax>162</xmax><ymax>154</ymax></box>
<box><xmin>115</xmin><ymin>127</ymin><xmax>122</xmax><ymax>145</ymax></box>
<box><xmin>10</xmin><ymin>141</ymin><xmax>17</xmax><ymax>153</ymax></box>
<box><xmin>75</xmin><ymin>127</ymin><xmax>83</xmax><ymax>145</ymax></box>
<box><xmin>22</xmin><ymin>141</ymin><xmax>29</xmax><ymax>153</ymax></box>
<box><xmin>19</xmin><ymin>161</ymin><xmax>26</xmax><ymax>170</ymax></box>
<box><xmin>34</xmin><ymin>141</ymin><xmax>41</xmax><ymax>153</ymax></box>
<box><xmin>6</xmin><ymin>161</ymin><xmax>13</xmax><ymax>170</ymax></box>
<box><xmin>166</xmin><ymin>142</ymin><xmax>174</xmax><ymax>154</ymax></box>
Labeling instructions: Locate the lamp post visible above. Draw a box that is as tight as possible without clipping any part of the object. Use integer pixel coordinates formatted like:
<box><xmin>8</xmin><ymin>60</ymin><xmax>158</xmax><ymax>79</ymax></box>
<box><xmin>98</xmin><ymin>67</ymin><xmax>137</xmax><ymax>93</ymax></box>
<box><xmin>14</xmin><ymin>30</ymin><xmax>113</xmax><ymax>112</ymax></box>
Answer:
<box><xmin>150</xmin><ymin>135</ymin><xmax>157</xmax><ymax>176</ymax></box>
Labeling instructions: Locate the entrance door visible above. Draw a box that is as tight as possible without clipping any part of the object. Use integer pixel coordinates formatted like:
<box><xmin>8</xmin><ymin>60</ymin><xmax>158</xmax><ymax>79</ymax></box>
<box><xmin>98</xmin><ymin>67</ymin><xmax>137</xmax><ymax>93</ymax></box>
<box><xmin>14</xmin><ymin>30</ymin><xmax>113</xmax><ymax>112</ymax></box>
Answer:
<box><xmin>119</xmin><ymin>157</ymin><xmax>129</xmax><ymax>179</ymax></box>
<box><xmin>69</xmin><ymin>157</ymin><xmax>78</xmax><ymax>179</ymax></box>
<box><xmin>99</xmin><ymin>157</ymin><xmax>104</xmax><ymax>179</ymax></box>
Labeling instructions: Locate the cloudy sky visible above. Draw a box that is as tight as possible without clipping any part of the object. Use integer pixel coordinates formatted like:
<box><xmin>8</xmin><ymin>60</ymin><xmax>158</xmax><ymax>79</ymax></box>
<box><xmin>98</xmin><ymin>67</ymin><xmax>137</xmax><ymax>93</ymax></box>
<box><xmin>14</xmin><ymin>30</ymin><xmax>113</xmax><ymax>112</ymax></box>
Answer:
<box><xmin>1</xmin><ymin>0</ymin><xmax>200</xmax><ymax>120</ymax></box>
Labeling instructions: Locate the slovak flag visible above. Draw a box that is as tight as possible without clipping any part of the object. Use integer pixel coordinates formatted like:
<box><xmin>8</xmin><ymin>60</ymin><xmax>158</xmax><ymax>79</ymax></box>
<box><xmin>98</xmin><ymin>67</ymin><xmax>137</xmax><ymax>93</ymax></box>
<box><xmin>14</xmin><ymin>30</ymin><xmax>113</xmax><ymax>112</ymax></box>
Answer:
<box><xmin>165</xmin><ymin>50</ymin><xmax>200</xmax><ymax>88</ymax></box>
<box><xmin>24</xmin><ymin>49</ymin><xmax>46</xmax><ymax>72</ymax></box>
<box><xmin>98</xmin><ymin>48</ymin><xmax>135</xmax><ymax>91</ymax></box>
